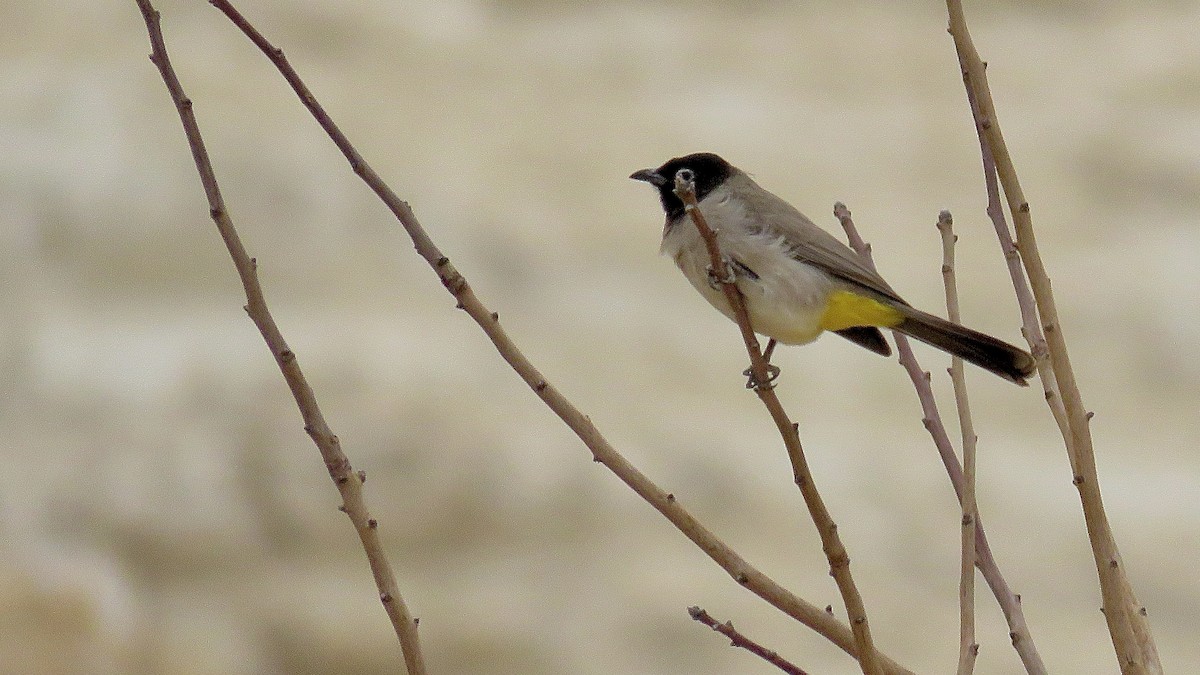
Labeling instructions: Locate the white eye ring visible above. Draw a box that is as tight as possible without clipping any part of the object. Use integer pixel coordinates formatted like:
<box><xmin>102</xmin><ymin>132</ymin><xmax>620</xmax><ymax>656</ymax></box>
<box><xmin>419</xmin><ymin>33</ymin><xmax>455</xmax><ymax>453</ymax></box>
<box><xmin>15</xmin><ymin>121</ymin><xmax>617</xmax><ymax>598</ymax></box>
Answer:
<box><xmin>675</xmin><ymin>168</ymin><xmax>695</xmax><ymax>183</ymax></box>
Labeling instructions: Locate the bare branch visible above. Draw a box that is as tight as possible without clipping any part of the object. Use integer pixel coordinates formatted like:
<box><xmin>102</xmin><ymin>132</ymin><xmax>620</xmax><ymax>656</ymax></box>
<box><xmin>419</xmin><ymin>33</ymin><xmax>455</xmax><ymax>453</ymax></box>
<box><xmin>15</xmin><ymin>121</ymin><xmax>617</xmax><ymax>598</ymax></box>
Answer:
<box><xmin>673</xmin><ymin>176</ymin><xmax>881</xmax><ymax>675</ymax></box>
<box><xmin>946</xmin><ymin>3</ymin><xmax>1161</xmax><ymax>672</ymax></box>
<box><xmin>200</xmin><ymin>1</ymin><xmax>914</xmax><ymax>672</ymax></box>
<box><xmin>835</xmin><ymin>202</ymin><xmax>1045</xmax><ymax>673</ymax></box>
<box><xmin>952</xmin><ymin>45</ymin><xmax>1052</xmax><ymax>675</ymax></box>
<box><xmin>937</xmin><ymin>211</ymin><xmax>979</xmax><ymax>675</ymax></box>
<box><xmin>959</xmin><ymin>49</ymin><xmax>1068</xmax><ymax>446</ymax></box>
<box><xmin>132</xmin><ymin>1</ymin><xmax>426</xmax><ymax>673</ymax></box>
<box><xmin>688</xmin><ymin>606</ymin><xmax>808</xmax><ymax>675</ymax></box>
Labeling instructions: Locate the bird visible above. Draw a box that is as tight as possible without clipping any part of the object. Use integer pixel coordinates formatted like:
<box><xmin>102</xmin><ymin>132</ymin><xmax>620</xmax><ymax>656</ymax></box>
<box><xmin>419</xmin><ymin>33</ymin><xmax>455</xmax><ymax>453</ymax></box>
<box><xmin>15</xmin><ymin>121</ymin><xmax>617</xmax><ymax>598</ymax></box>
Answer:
<box><xmin>630</xmin><ymin>152</ymin><xmax>1035</xmax><ymax>385</ymax></box>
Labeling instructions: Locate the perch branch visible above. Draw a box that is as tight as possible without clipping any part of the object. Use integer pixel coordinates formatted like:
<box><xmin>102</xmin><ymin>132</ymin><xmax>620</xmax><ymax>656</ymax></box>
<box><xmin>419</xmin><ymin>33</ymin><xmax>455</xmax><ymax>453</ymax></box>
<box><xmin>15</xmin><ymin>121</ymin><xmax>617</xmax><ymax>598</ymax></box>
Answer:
<box><xmin>673</xmin><ymin>175</ymin><xmax>881</xmax><ymax>675</ymax></box>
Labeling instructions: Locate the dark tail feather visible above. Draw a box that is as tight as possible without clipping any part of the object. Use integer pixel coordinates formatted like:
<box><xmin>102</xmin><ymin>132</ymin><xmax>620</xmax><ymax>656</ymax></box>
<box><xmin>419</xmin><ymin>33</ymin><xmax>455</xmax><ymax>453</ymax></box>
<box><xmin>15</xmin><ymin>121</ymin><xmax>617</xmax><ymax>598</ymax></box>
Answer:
<box><xmin>834</xmin><ymin>326</ymin><xmax>891</xmax><ymax>356</ymax></box>
<box><xmin>895</xmin><ymin>308</ymin><xmax>1034</xmax><ymax>386</ymax></box>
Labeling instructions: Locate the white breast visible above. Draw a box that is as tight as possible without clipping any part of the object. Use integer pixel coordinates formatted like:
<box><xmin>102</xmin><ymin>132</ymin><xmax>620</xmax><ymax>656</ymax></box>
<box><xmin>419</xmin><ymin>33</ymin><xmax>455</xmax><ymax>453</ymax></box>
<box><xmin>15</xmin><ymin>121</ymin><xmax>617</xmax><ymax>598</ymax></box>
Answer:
<box><xmin>660</xmin><ymin>186</ymin><xmax>833</xmax><ymax>345</ymax></box>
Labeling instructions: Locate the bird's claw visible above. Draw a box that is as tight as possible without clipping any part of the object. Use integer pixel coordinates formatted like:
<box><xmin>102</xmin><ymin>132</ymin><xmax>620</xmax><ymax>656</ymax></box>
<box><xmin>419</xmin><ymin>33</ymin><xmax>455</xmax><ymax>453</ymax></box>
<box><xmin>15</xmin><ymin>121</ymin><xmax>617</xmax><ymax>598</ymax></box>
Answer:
<box><xmin>743</xmin><ymin>364</ymin><xmax>781</xmax><ymax>390</ymax></box>
<box><xmin>706</xmin><ymin>257</ymin><xmax>736</xmax><ymax>289</ymax></box>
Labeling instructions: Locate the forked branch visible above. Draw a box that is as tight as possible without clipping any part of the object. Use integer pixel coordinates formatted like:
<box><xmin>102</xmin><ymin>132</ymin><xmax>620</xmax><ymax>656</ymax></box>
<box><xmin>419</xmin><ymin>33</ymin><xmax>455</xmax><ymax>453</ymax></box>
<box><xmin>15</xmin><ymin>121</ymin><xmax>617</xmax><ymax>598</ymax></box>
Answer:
<box><xmin>198</xmin><ymin>0</ymin><xmax>912</xmax><ymax>671</ymax></box>
<box><xmin>946</xmin><ymin>2</ymin><xmax>1160</xmax><ymax>672</ymax></box>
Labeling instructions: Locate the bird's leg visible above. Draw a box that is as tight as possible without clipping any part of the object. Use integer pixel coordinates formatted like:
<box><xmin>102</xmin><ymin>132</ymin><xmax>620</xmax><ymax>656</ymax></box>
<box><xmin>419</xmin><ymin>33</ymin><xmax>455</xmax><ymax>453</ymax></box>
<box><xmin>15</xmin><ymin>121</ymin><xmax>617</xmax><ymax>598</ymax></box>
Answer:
<box><xmin>762</xmin><ymin>338</ymin><xmax>778</xmax><ymax>363</ymax></box>
<box><xmin>743</xmin><ymin>338</ymin><xmax>781</xmax><ymax>389</ymax></box>
<box><xmin>705</xmin><ymin>257</ymin><xmax>779</xmax><ymax>388</ymax></box>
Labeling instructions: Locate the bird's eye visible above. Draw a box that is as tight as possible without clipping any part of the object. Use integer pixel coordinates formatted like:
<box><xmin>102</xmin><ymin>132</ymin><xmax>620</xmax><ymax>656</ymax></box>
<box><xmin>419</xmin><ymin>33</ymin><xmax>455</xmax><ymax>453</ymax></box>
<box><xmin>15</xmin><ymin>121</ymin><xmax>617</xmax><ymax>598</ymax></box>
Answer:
<box><xmin>675</xmin><ymin>168</ymin><xmax>695</xmax><ymax>184</ymax></box>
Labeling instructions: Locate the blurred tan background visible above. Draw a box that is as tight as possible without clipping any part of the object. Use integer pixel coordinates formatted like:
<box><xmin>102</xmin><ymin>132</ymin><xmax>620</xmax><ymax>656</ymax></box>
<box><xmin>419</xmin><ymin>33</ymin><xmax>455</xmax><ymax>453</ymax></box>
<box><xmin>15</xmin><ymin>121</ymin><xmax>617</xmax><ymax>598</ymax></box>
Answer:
<box><xmin>2</xmin><ymin>1</ymin><xmax>1198</xmax><ymax>673</ymax></box>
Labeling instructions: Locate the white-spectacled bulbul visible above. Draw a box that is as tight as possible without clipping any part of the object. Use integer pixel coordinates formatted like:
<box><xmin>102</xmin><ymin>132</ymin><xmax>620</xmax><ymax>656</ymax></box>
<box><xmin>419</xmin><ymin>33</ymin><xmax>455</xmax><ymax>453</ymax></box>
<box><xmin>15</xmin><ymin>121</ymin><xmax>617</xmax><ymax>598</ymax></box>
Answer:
<box><xmin>631</xmin><ymin>152</ymin><xmax>1035</xmax><ymax>385</ymax></box>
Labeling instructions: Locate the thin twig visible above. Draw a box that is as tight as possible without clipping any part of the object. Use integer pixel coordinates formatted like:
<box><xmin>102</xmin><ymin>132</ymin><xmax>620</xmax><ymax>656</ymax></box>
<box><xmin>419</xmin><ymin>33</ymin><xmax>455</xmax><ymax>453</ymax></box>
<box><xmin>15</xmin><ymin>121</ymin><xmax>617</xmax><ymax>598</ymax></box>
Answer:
<box><xmin>945</xmin><ymin>3</ymin><xmax>1161</xmax><ymax>672</ymax></box>
<box><xmin>202</xmin><ymin>1</ymin><xmax>914</xmax><ymax>672</ymax></box>
<box><xmin>673</xmin><ymin>176</ymin><xmax>881</xmax><ymax>675</ymax></box>
<box><xmin>835</xmin><ymin>202</ymin><xmax>1045</xmax><ymax>673</ymax></box>
<box><xmin>688</xmin><ymin>606</ymin><xmax>808</xmax><ymax>675</ymax></box>
<box><xmin>956</xmin><ymin>55</ymin><xmax>1052</xmax><ymax>675</ymax></box>
<box><xmin>132</xmin><ymin>2</ymin><xmax>426</xmax><ymax>673</ymax></box>
<box><xmin>960</xmin><ymin>53</ymin><xmax>1068</xmax><ymax>447</ymax></box>
<box><xmin>937</xmin><ymin>211</ymin><xmax>979</xmax><ymax>675</ymax></box>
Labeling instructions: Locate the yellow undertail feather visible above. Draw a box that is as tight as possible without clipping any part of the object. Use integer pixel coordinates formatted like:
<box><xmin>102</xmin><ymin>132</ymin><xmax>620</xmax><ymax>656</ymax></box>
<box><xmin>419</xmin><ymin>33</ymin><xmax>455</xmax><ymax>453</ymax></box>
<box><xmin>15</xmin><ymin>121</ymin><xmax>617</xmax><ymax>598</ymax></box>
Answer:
<box><xmin>819</xmin><ymin>290</ymin><xmax>905</xmax><ymax>332</ymax></box>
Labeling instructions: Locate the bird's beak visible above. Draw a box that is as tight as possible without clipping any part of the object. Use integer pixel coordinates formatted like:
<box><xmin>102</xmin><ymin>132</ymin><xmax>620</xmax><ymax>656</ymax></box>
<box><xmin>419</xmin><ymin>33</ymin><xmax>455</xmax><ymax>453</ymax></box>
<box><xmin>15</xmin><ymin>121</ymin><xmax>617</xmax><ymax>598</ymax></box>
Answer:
<box><xmin>629</xmin><ymin>169</ymin><xmax>668</xmax><ymax>187</ymax></box>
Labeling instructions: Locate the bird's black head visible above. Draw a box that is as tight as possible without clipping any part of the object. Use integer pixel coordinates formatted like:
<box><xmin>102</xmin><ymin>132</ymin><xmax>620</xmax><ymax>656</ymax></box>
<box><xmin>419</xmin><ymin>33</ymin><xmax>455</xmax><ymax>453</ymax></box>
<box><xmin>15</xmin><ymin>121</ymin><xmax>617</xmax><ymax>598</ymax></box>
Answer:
<box><xmin>630</xmin><ymin>152</ymin><xmax>736</xmax><ymax>220</ymax></box>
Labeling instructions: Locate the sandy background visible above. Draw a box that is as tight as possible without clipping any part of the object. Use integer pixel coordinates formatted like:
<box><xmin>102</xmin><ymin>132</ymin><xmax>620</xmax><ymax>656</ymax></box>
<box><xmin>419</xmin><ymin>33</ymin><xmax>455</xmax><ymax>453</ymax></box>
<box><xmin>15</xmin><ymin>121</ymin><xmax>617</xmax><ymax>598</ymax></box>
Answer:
<box><xmin>2</xmin><ymin>1</ymin><xmax>1198</xmax><ymax>673</ymax></box>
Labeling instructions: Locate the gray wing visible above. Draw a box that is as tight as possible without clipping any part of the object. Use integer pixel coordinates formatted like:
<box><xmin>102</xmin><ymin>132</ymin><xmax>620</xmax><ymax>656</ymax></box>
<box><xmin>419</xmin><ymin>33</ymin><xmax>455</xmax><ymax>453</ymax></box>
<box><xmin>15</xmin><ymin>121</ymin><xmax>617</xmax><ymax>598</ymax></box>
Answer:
<box><xmin>733</xmin><ymin>173</ymin><xmax>908</xmax><ymax>305</ymax></box>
